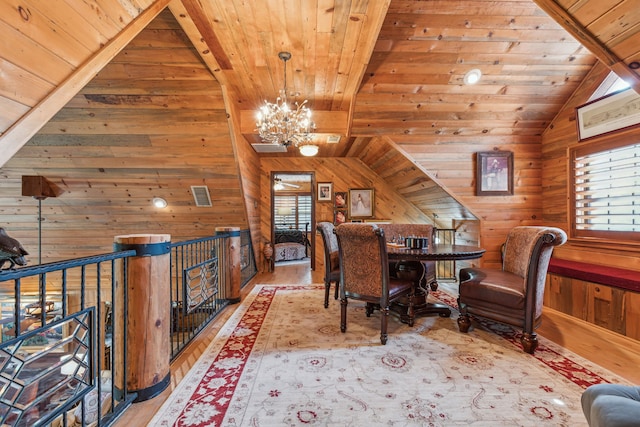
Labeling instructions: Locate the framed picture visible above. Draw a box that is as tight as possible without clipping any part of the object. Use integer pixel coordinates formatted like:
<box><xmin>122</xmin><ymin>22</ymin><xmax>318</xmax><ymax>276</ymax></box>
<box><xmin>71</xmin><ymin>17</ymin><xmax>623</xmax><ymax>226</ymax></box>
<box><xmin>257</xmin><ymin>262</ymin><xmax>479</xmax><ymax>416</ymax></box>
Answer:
<box><xmin>334</xmin><ymin>191</ymin><xmax>347</xmax><ymax>208</ymax></box>
<box><xmin>576</xmin><ymin>88</ymin><xmax>640</xmax><ymax>141</ymax></box>
<box><xmin>334</xmin><ymin>209</ymin><xmax>347</xmax><ymax>225</ymax></box>
<box><xmin>476</xmin><ymin>151</ymin><xmax>513</xmax><ymax>196</ymax></box>
<box><xmin>318</xmin><ymin>182</ymin><xmax>332</xmax><ymax>202</ymax></box>
<box><xmin>349</xmin><ymin>188</ymin><xmax>374</xmax><ymax>218</ymax></box>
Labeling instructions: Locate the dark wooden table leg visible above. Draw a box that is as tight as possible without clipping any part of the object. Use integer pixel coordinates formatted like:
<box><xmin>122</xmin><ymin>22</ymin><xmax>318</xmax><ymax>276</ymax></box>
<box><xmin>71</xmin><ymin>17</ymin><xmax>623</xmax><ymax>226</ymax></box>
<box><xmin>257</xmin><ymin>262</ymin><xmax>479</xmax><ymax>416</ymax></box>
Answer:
<box><xmin>391</xmin><ymin>261</ymin><xmax>451</xmax><ymax>322</ymax></box>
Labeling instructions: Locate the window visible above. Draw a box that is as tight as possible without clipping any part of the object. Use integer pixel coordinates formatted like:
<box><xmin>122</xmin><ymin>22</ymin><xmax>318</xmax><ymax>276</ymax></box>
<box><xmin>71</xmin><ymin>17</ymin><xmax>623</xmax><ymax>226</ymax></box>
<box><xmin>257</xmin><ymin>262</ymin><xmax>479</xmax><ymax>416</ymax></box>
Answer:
<box><xmin>274</xmin><ymin>195</ymin><xmax>312</xmax><ymax>231</ymax></box>
<box><xmin>570</xmin><ymin>135</ymin><xmax>640</xmax><ymax>243</ymax></box>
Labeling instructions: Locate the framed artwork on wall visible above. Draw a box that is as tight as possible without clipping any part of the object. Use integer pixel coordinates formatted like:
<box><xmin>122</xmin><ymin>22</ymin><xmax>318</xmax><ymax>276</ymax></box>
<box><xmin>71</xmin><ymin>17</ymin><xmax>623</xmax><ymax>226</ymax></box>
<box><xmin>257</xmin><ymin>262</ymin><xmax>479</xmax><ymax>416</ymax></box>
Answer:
<box><xmin>318</xmin><ymin>182</ymin><xmax>332</xmax><ymax>202</ymax></box>
<box><xmin>334</xmin><ymin>209</ymin><xmax>347</xmax><ymax>225</ymax></box>
<box><xmin>334</xmin><ymin>191</ymin><xmax>347</xmax><ymax>208</ymax></box>
<box><xmin>576</xmin><ymin>88</ymin><xmax>640</xmax><ymax>141</ymax></box>
<box><xmin>476</xmin><ymin>151</ymin><xmax>513</xmax><ymax>196</ymax></box>
<box><xmin>348</xmin><ymin>188</ymin><xmax>374</xmax><ymax>218</ymax></box>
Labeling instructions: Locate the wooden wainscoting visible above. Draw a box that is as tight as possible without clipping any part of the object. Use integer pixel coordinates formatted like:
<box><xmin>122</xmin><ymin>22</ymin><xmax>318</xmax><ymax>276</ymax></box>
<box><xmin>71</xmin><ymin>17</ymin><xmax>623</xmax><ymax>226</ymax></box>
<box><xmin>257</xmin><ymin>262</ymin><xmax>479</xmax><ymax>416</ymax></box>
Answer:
<box><xmin>544</xmin><ymin>273</ymin><xmax>640</xmax><ymax>341</ymax></box>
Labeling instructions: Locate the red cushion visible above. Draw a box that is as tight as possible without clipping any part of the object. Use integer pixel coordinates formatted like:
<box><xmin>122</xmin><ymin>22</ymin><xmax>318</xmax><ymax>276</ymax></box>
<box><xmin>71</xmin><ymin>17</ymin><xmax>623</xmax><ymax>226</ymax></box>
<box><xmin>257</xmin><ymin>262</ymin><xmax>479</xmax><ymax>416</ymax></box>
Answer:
<box><xmin>548</xmin><ymin>258</ymin><xmax>640</xmax><ymax>292</ymax></box>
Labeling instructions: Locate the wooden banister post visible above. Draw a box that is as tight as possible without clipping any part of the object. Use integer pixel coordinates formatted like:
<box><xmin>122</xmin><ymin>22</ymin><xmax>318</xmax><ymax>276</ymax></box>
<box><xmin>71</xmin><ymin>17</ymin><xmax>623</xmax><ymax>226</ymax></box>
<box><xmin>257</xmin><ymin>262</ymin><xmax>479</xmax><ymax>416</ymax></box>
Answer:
<box><xmin>215</xmin><ymin>227</ymin><xmax>241</xmax><ymax>303</ymax></box>
<box><xmin>114</xmin><ymin>234</ymin><xmax>171</xmax><ymax>402</ymax></box>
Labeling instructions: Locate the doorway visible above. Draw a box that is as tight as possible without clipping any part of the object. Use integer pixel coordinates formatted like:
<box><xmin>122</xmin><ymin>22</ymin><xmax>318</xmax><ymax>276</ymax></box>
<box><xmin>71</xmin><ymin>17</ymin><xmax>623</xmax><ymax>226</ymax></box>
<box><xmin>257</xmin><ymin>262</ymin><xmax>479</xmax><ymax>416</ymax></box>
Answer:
<box><xmin>270</xmin><ymin>172</ymin><xmax>315</xmax><ymax>271</ymax></box>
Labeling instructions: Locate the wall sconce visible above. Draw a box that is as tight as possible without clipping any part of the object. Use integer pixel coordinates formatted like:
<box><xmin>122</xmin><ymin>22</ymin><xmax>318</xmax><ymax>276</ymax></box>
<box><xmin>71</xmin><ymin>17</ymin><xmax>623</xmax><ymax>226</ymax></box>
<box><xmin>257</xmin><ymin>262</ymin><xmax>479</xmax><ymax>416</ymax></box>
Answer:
<box><xmin>153</xmin><ymin>197</ymin><xmax>168</xmax><ymax>208</ymax></box>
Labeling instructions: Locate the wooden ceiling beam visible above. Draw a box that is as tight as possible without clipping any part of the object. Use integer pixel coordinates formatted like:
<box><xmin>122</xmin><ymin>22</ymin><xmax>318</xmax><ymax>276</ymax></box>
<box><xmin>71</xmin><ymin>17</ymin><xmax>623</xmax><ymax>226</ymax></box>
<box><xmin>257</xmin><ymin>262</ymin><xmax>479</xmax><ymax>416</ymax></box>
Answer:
<box><xmin>532</xmin><ymin>0</ymin><xmax>640</xmax><ymax>93</ymax></box>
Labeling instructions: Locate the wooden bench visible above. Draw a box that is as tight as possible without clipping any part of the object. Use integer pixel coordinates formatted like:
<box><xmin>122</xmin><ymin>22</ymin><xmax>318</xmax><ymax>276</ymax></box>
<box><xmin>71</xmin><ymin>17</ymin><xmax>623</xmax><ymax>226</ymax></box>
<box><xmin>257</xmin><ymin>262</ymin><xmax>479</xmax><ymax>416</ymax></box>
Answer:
<box><xmin>544</xmin><ymin>258</ymin><xmax>640</xmax><ymax>340</ymax></box>
<box><xmin>548</xmin><ymin>258</ymin><xmax>640</xmax><ymax>292</ymax></box>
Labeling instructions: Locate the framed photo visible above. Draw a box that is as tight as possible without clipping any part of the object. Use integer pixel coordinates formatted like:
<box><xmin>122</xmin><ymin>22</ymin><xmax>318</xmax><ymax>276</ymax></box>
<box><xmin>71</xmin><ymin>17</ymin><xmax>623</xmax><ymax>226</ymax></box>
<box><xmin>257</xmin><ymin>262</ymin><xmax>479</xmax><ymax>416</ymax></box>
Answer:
<box><xmin>334</xmin><ymin>209</ymin><xmax>347</xmax><ymax>225</ymax></box>
<box><xmin>476</xmin><ymin>151</ymin><xmax>513</xmax><ymax>196</ymax></box>
<box><xmin>349</xmin><ymin>188</ymin><xmax>374</xmax><ymax>218</ymax></box>
<box><xmin>334</xmin><ymin>191</ymin><xmax>347</xmax><ymax>208</ymax></box>
<box><xmin>318</xmin><ymin>182</ymin><xmax>332</xmax><ymax>202</ymax></box>
<box><xmin>576</xmin><ymin>88</ymin><xmax>640</xmax><ymax>141</ymax></box>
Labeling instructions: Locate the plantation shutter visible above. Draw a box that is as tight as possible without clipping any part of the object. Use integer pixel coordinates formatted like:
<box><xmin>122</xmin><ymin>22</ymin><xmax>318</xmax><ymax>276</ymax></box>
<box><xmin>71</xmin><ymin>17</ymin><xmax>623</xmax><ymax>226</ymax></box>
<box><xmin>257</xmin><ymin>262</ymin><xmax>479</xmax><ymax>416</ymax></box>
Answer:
<box><xmin>573</xmin><ymin>142</ymin><xmax>639</xmax><ymax>233</ymax></box>
<box><xmin>274</xmin><ymin>195</ymin><xmax>312</xmax><ymax>231</ymax></box>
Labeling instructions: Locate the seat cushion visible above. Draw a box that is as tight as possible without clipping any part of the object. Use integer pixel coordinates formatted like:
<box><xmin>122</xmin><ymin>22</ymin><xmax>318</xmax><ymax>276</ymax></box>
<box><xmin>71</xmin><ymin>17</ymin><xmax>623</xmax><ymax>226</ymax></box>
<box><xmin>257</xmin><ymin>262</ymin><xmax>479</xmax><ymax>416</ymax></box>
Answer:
<box><xmin>459</xmin><ymin>268</ymin><xmax>526</xmax><ymax>310</ymax></box>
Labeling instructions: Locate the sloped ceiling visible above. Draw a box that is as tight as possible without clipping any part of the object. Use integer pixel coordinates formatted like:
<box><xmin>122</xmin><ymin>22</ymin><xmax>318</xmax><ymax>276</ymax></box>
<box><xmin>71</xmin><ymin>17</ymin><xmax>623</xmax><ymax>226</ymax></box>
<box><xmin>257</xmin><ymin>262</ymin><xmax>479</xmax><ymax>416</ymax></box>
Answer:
<box><xmin>2</xmin><ymin>0</ymin><xmax>639</xmax><ymax>166</ymax></box>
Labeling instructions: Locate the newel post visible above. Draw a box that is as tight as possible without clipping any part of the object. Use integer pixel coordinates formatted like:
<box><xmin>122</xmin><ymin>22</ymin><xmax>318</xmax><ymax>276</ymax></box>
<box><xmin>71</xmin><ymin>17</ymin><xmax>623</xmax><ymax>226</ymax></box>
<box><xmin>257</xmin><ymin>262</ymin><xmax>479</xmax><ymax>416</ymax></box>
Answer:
<box><xmin>215</xmin><ymin>227</ymin><xmax>241</xmax><ymax>303</ymax></box>
<box><xmin>113</xmin><ymin>234</ymin><xmax>171</xmax><ymax>402</ymax></box>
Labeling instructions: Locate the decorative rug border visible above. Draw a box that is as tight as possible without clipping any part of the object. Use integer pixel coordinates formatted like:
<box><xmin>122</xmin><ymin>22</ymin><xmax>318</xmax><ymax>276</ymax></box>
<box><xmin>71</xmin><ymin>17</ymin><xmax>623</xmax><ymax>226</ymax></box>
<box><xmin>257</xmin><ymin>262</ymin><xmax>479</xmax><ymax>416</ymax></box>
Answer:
<box><xmin>149</xmin><ymin>284</ymin><xmax>627</xmax><ymax>426</ymax></box>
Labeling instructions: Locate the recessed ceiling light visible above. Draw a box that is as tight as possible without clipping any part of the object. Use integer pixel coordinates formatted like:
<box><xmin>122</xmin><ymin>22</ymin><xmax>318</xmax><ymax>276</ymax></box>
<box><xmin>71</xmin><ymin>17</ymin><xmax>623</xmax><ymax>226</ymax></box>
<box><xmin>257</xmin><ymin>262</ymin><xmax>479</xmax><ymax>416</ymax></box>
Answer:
<box><xmin>463</xmin><ymin>69</ymin><xmax>482</xmax><ymax>85</ymax></box>
<box><xmin>152</xmin><ymin>197</ymin><xmax>168</xmax><ymax>208</ymax></box>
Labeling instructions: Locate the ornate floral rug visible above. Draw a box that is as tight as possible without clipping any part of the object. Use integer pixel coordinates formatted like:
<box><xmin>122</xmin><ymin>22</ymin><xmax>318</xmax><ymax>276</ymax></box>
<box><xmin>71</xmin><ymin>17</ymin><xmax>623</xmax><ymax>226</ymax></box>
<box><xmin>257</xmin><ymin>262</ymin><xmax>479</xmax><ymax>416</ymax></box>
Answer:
<box><xmin>149</xmin><ymin>285</ymin><xmax>628</xmax><ymax>426</ymax></box>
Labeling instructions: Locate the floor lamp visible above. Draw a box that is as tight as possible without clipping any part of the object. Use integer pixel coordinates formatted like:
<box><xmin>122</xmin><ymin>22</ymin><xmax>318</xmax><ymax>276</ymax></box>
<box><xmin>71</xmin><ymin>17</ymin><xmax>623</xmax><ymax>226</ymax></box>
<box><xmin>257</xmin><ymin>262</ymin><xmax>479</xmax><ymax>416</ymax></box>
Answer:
<box><xmin>21</xmin><ymin>176</ymin><xmax>60</xmax><ymax>265</ymax></box>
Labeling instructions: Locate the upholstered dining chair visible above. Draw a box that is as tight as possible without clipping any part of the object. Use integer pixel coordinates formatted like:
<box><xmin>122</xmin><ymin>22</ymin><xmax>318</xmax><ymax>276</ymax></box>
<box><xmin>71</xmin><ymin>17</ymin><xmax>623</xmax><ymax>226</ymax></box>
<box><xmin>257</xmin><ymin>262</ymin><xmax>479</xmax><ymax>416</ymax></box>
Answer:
<box><xmin>456</xmin><ymin>226</ymin><xmax>567</xmax><ymax>354</ymax></box>
<box><xmin>334</xmin><ymin>223</ymin><xmax>415</xmax><ymax>345</ymax></box>
<box><xmin>317</xmin><ymin>221</ymin><xmax>340</xmax><ymax>308</ymax></box>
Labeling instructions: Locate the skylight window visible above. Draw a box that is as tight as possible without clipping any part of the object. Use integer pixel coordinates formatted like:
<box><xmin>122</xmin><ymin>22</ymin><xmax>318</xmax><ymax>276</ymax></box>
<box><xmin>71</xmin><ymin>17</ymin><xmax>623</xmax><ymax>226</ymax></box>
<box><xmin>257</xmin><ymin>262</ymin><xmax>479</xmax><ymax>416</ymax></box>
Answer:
<box><xmin>588</xmin><ymin>72</ymin><xmax>631</xmax><ymax>101</ymax></box>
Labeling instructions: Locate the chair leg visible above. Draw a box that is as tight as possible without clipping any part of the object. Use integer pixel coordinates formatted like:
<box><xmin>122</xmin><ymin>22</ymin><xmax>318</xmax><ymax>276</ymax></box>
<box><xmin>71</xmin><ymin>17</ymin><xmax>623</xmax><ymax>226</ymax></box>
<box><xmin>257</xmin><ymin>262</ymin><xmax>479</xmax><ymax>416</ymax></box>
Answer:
<box><xmin>340</xmin><ymin>298</ymin><xmax>347</xmax><ymax>333</ymax></box>
<box><xmin>365</xmin><ymin>302</ymin><xmax>374</xmax><ymax>317</ymax></box>
<box><xmin>334</xmin><ymin>281</ymin><xmax>339</xmax><ymax>300</ymax></box>
<box><xmin>457</xmin><ymin>299</ymin><xmax>472</xmax><ymax>332</ymax></box>
<box><xmin>457</xmin><ymin>314</ymin><xmax>471</xmax><ymax>332</ymax></box>
<box><xmin>324</xmin><ymin>281</ymin><xmax>330</xmax><ymax>308</ymax></box>
<box><xmin>521</xmin><ymin>332</ymin><xmax>538</xmax><ymax>354</ymax></box>
<box><xmin>380</xmin><ymin>306</ymin><xmax>389</xmax><ymax>345</ymax></box>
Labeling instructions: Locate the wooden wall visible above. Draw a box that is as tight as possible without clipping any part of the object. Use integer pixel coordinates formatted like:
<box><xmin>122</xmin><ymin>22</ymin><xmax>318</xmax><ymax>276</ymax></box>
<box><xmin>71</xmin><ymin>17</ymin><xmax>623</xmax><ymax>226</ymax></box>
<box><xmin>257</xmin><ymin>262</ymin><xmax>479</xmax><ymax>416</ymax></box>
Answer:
<box><xmin>541</xmin><ymin>61</ymin><xmax>640</xmax><ymax>272</ymax></box>
<box><xmin>0</xmin><ymin>11</ymin><xmax>248</xmax><ymax>268</ymax></box>
<box><xmin>259</xmin><ymin>157</ymin><xmax>483</xmax><ymax>273</ymax></box>
<box><xmin>540</xmin><ymin>60</ymin><xmax>640</xmax><ymax>339</ymax></box>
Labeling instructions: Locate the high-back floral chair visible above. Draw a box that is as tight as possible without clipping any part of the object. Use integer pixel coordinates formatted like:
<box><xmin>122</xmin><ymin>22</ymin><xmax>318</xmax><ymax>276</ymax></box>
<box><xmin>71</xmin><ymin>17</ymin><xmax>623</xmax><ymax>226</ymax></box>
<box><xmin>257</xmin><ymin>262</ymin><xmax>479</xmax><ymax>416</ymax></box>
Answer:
<box><xmin>316</xmin><ymin>222</ymin><xmax>340</xmax><ymax>308</ymax></box>
<box><xmin>334</xmin><ymin>223</ymin><xmax>415</xmax><ymax>345</ymax></box>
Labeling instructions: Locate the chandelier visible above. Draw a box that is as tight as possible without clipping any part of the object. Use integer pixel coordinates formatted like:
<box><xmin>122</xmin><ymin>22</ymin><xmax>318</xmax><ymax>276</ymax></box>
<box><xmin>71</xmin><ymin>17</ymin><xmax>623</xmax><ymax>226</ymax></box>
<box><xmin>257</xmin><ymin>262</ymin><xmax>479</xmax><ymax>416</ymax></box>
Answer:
<box><xmin>256</xmin><ymin>52</ymin><xmax>318</xmax><ymax>156</ymax></box>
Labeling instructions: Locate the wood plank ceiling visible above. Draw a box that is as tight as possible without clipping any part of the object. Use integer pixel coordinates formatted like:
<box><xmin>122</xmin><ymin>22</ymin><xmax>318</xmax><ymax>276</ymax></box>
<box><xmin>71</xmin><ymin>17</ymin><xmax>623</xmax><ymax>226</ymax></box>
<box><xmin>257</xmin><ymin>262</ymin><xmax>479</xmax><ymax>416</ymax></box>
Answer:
<box><xmin>2</xmin><ymin>0</ymin><xmax>639</xmax><ymax>164</ymax></box>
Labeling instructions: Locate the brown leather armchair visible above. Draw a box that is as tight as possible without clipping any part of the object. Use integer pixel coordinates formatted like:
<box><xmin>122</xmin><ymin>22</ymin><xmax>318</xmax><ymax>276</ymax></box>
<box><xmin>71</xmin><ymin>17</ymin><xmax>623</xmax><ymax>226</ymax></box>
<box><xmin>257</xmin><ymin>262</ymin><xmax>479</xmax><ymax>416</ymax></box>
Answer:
<box><xmin>457</xmin><ymin>226</ymin><xmax>567</xmax><ymax>354</ymax></box>
<box><xmin>316</xmin><ymin>221</ymin><xmax>340</xmax><ymax>308</ymax></box>
<box><xmin>335</xmin><ymin>223</ymin><xmax>415</xmax><ymax>345</ymax></box>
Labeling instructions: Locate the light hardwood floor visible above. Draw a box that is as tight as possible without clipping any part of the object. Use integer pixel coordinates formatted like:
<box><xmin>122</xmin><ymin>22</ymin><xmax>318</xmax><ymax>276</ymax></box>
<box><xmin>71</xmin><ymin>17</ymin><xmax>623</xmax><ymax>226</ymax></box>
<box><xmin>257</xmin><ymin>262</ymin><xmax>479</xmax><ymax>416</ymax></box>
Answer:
<box><xmin>114</xmin><ymin>262</ymin><xmax>640</xmax><ymax>426</ymax></box>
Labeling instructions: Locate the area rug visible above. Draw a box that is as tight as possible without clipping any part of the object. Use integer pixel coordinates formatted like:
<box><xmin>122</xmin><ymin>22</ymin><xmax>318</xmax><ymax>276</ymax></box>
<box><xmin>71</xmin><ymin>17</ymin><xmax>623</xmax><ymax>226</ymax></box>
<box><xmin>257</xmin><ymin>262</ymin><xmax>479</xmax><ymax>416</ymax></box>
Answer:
<box><xmin>149</xmin><ymin>285</ymin><xmax>629</xmax><ymax>426</ymax></box>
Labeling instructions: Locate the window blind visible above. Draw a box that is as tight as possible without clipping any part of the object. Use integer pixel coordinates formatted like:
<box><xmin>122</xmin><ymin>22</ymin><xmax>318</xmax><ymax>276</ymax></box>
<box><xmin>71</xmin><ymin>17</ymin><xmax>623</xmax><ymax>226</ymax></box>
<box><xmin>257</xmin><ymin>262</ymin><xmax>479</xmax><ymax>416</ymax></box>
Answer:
<box><xmin>274</xmin><ymin>195</ymin><xmax>312</xmax><ymax>230</ymax></box>
<box><xmin>574</xmin><ymin>142</ymin><xmax>639</xmax><ymax>233</ymax></box>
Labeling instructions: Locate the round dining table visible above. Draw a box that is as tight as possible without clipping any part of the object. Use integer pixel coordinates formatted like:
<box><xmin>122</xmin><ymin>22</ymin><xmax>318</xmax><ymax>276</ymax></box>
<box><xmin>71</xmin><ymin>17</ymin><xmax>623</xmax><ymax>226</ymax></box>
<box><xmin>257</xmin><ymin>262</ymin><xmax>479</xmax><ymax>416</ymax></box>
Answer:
<box><xmin>387</xmin><ymin>243</ymin><xmax>486</xmax><ymax>321</ymax></box>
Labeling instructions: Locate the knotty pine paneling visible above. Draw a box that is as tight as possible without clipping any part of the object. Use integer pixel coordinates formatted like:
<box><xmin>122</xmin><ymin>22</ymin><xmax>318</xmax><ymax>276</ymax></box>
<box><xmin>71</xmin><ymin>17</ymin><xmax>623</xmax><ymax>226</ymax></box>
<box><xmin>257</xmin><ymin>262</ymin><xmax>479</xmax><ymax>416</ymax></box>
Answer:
<box><xmin>259</xmin><ymin>157</ymin><xmax>485</xmax><ymax>274</ymax></box>
<box><xmin>542</xmin><ymin>60</ymin><xmax>640</xmax><ymax>272</ymax></box>
<box><xmin>0</xmin><ymin>10</ymin><xmax>248</xmax><ymax>267</ymax></box>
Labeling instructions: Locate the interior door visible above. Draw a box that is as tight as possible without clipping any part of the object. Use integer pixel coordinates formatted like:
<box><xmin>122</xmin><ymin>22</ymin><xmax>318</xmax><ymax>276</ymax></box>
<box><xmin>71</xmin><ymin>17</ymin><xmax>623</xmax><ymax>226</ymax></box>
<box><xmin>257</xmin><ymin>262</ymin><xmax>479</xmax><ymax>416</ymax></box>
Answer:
<box><xmin>270</xmin><ymin>172</ymin><xmax>315</xmax><ymax>270</ymax></box>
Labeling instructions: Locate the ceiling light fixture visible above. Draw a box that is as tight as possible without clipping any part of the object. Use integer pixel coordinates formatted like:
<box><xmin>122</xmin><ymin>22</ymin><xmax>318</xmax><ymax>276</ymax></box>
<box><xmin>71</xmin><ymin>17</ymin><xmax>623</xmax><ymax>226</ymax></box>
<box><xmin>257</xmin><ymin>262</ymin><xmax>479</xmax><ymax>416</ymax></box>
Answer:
<box><xmin>298</xmin><ymin>144</ymin><xmax>319</xmax><ymax>157</ymax></box>
<box><xmin>256</xmin><ymin>52</ymin><xmax>317</xmax><ymax>155</ymax></box>
<box><xmin>463</xmin><ymin>69</ymin><xmax>482</xmax><ymax>85</ymax></box>
<box><xmin>153</xmin><ymin>197</ymin><xmax>168</xmax><ymax>208</ymax></box>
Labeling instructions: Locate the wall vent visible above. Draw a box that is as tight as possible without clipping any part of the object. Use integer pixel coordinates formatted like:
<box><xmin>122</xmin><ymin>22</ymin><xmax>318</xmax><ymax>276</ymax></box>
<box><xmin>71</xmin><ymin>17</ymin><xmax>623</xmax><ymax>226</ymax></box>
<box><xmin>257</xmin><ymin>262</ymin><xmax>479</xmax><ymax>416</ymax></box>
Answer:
<box><xmin>251</xmin><ymin>143</ymin><xmax>287</xmax><ymax>153</ymax></box>
<box><xmin>327</xmin><ymin>135</ymin><xmax>341</xmax><ymax>144</ymax></box>
<box><xmin>190</xmin><ymin>185</ymin><xmax>212</xmax><ymax>207</ymax></box>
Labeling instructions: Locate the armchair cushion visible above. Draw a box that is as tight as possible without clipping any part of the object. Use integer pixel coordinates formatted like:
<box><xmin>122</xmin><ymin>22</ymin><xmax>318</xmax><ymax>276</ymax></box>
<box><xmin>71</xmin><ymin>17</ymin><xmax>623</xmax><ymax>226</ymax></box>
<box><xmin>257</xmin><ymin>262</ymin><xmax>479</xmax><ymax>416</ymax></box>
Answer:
<box><xmin>458</xmin><ymin>269</ymin><xmax>525</xmax><ymax>310</ymax></box>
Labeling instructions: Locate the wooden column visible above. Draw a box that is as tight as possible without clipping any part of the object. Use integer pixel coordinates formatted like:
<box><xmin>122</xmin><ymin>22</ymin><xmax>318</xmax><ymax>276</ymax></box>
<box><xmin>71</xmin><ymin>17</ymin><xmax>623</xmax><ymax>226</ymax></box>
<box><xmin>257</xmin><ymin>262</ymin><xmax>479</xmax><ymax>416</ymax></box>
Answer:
<box><xmin>215</xmin><ymin>227</ymin><xmax>241</xmax><ymax>303</ymax></box>
<box><xmin>114</xmin><ymin>234</ymin><xmax>171</xmax><ymax>402</ymax></box>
